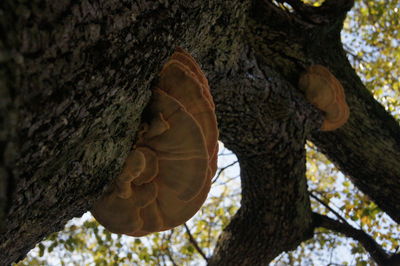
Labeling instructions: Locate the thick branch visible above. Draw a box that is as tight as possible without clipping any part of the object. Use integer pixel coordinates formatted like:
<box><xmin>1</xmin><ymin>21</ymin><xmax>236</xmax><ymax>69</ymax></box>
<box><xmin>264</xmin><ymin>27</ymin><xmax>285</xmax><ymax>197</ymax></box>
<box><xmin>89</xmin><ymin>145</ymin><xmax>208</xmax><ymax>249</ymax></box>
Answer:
<box><xmin>309</xmin><ymin>62</ymin><xmax>400</xmax><ymax>223</ymax></box>
<box><xmin>0</xmin><ymin>0</ymin><xmax>249</xmax><ymax>264</ymax></box>
<box><xmin>249</xmin><ymin>0</ymin><xmax>400</xmax><ymax>224</ymax></box>
<box><xmin>313</xmin><ymin>213</ymin><xmax>400</xmax><ymax>266</ymax></box>
<box><xmin>281</xmin><ymin>0</ymin><xmax>354</xmax><ymax>25</ymax></box>
<box><xmin>1</xmin><ymin>0</ymin><xmax>399</xmax><ymax>264</ymax></box>
<box><xmin>208</xmin><ymin>47</ymin><xmax>319</xmax><ymax>265</ymax></box>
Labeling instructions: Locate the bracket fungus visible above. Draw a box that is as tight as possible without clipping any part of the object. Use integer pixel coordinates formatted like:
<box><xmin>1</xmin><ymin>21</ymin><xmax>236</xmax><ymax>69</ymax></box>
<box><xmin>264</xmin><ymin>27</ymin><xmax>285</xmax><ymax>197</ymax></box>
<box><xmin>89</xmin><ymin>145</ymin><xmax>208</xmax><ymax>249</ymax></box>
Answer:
<box><xmin>92</xmin><ymin>48</ymin><xmax>218</xmax><ymax>237</ymax></box>
<box><xmin>298</xmin><ymin>65</ymin><xmax>350</xmax><ymax>131</ymax></box>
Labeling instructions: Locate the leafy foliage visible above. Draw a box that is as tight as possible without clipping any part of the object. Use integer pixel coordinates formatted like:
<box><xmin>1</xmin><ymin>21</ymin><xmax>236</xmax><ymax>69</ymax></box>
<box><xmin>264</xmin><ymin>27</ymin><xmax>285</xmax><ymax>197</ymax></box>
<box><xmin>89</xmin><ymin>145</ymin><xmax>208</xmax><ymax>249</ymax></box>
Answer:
<box><xmin>343</xmin><ymin>0</ymin><xmax>400</xmax><ymax>120</ymax></box>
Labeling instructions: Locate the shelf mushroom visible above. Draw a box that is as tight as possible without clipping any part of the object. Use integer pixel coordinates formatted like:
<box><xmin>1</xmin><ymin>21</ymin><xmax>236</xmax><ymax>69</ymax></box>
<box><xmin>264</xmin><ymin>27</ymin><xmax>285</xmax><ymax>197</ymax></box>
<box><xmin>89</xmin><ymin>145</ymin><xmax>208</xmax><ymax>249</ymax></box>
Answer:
<box><xmin>298</xmin><ymin>65</ymin><xmax>350</xmax><ymax>131</ymax></box>
<box><xmin>92</xmin><ymin>48</ymin><xmax>218</xmax><ymax>236</ymax></box>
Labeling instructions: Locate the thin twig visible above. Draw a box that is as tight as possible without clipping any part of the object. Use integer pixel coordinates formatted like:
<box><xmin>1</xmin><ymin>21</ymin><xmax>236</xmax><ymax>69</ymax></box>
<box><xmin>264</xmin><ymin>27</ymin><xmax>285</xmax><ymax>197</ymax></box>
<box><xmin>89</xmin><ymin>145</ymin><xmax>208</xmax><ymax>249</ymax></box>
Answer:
<box><xmin>213</xmin><ymin>175</ymin><xmax>240</xmax><ymax>187</ymax></box>
<box><xmin>310</xmin><ymin>190</ymin><xmax>364</xmax><ymax>230</ymax></box>
<box><xmin>212</xmin><ymin>161</ymin><xmax>238</xmax><ymax>184</ymax></box>
<box><xmin>206</xmin><ymin>215</ymin><xmax>212</xmax><ymax>258</ymax></box>
<box><xmin>218</xmin><ymin>152</ymin><xmax>235</xmax><ymax>156</ymax></box>
<box><xmin>313</xmin><ymin>212</ymin><xmax>400</xmax><ymax>265</ymax></box>
<box><xmin>309</xmin><ymin>191</ymin><xmax>350</xmax><ymax>226</ymax></box>
<box><xmin>342</xmin><ymin>43</ymin><xmax>368</xmax><ymax>64</ymax></box>
<box><xmin>184</xmin><ymin>223</ymin><xmax>208</xmax><ymax>262</ymax></box>
<box><xmin>164</xmin><ymin>231</ymin><xmax>178</xmax><ymax>266</ymax></box>
<box><xmin>165</xmin><ymin>247</ymin><xmax>178</xmax><ymax>266</ymax></box>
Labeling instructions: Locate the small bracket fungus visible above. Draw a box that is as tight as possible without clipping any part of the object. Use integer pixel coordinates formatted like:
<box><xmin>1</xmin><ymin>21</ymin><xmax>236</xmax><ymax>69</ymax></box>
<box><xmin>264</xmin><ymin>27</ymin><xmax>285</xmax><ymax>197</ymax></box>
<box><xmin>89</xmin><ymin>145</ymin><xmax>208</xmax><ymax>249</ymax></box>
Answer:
<box><xmin>92</xmin><ymin>48</ymin><xmax>219</xmax><ymax>237</ymax></box>
<box><xmin>298</xmin><ymin>65</ymin><xmax>350</xmax><ymax>131</ymax></box>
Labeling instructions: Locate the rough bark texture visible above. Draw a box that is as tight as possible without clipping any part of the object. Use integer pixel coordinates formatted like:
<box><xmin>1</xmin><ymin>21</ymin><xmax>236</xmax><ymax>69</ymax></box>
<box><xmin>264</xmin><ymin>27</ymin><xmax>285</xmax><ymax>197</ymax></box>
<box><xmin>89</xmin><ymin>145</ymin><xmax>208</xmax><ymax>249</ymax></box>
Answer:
<box><xmin>1</xmin><ymin>0</ymin><xmax>399</xmax><ymax>265</ymax></box>
<box><xmin>208</xmin><ymin>47</ymin><xmax>321</xmax><ymax>264</ymax></box>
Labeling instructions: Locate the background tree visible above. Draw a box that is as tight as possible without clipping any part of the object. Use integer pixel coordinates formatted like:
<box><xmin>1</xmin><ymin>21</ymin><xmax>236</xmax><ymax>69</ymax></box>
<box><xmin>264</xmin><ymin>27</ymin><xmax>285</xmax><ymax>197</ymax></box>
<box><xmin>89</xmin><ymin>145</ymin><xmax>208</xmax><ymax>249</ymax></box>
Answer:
<box><xmin>1</xmin><ymin>0</ymin><xmax>400</xmax><ymax>265</ymax></box>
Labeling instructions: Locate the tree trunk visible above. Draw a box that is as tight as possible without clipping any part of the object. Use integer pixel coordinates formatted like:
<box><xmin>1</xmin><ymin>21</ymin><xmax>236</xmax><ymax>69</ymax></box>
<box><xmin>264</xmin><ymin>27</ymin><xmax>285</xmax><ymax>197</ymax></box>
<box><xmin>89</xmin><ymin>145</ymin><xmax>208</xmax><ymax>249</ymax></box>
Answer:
<box><xmin>1</xmin><ymin>0</ymin><xmax>399</xmax><ymax>265</ymax></box>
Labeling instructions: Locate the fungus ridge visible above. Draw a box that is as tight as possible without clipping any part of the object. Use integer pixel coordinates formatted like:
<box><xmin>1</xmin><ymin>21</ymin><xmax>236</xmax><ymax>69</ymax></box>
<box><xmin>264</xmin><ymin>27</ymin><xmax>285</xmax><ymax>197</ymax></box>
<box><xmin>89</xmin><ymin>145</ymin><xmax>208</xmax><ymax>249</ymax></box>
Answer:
<box><xmin>159</xmin><ymin>59</ymin><xmax>218</xmax><ymax>158</ymax></box>
<box><xmin>92</xmin><ymin>90</ymin><xmax>209</xmax><ymax>233</ymax></box>
<box><xmin>92</xmin><ymin>48</ymin><xmax>218</xmax><ymax>237</ymax></box>
<box><xmin>299</xmin><ymin>65</ymin><xmax>350</xmax><ymax>131</ymax></box>
<box><xmin>170</xmin><ymin>48</ymin><xmax>215</xmax><ymax>110</ymax></box>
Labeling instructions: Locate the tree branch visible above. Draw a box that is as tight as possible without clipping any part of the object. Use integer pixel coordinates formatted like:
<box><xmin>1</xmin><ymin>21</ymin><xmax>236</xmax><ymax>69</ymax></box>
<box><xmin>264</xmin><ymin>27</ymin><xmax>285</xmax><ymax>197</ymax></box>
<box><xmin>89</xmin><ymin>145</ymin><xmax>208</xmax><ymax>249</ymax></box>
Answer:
<box><xmin>212</xmin><ymin>161</ymin><xmax>238</xmax><ymax>184</ymax></box>
<box><xmin>313</xmin><ymin>213</ymin><xmax>400</xmax><ymax>265</ymax></box>
<box><xmin>163</xmin><ymin>231</ymin><xmax>178</xmax><ymax>266</ymax></box>
<box><xmin>253</xmin><ymin>0</ymin><xmax>400</xmax><ymax>225</ymax></box>
<box><xmin>309</xmin><ymin>61</ymin><xmax>400</xmax><ymax>224</ymax></box>
<box><xmin>279</xmin><ymin>0</ymin><xmax>355</xmax><ymax>25</ymax></box>
<box><xmin>184</xmin><ymin>223</ymin><xmax>208</xmax><ymax>262</ymax></box>
<box><xmin>309</xmin><ymin>192</ymin><xmax>349</xmax><ymax>226</ymax></box>
<box><xmin>2</xmin><ymin>0</ymin><xmax>400</xmax><ymax>264</ymax></box>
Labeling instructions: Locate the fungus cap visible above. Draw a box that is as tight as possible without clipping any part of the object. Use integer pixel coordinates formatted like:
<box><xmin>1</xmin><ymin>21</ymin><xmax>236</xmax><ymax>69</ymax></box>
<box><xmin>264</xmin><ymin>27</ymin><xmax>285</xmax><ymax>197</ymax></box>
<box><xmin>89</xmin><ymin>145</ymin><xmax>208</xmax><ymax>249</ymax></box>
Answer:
<box><xmin>92</xmin><ymin>48</ymin><xmax>218</xmax><ymax>236</ymax></box>
<box><xmin>92</xmin><ymin>90</ymin><xmax>209</xmax><ymax>234</ymax></box>
<box><xmin>159</xmin><ymin>56</ymin><xmax>218</xmax><ymax>158</ymax></box>
<box><xmin>299</xmin><ymin>65</ymin><xmax>350</xmax><ymax>131</ymax></box>
<box><xmin>170</xmin><ymin>47</ymin><xmax>215</xmax><ymax>110</ymax></box>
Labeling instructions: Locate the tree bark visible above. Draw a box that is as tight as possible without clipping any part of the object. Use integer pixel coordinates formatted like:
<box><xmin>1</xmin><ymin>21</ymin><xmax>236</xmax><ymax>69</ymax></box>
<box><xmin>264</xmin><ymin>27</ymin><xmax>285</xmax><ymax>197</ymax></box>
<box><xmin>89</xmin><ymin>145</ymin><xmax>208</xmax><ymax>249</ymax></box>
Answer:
<box><xmin>1</xmin><ymin>0</ymin><xmax>399</xmax><ymax>265</ymax></box>
<box><xmin>242</xmin><ymin>0</ymin><xmax>400</xmax><ymax>224</ymax></box>
<box><xmin>208</xmin><ymin>45</ymin><xmax>320</xmax><ymax>265</ymax></box>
